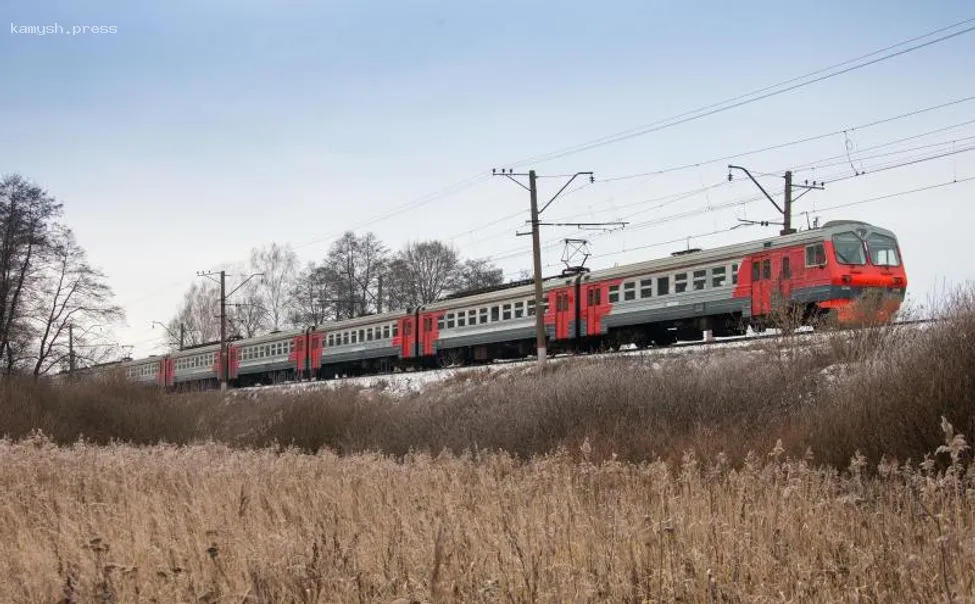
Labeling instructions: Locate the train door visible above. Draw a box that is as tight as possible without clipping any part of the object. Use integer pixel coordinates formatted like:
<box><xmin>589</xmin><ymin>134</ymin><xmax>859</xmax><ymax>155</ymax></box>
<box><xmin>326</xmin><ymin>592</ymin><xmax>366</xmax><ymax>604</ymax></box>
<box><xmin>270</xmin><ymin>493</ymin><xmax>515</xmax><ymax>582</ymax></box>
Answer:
<box><xmin>750</xmin><ymin>254</ymin><xmax>773</xmax><ymax>317</ymax></box>
<box><xmin>418</xmin><ymin>313</ymin><xmax>442</xmax><ymax>357</ymax></box>
<box><xmin>398</xmin><ymin>316</ymin><xmax>416</xmax><ymax>359</ymax></box>
<box><xmin>291</xmin><ymin>334</ymin><xmax>307</xmax><ymax>377</ymax></box>
<box><xmin>775</xmin><ymin>253</ymin><xmax>794</xmax><ymax>311</ymax></box>
<box><xmin>552</xmin><ymin>289</ymin><xmax>574</xmax><ymax>340</ymax></box>
<box><xmin>308</xmin><ymin>332</ymin><xmax>324</xmax><ymax>374</ymax></box>
<box><xmin>583</xmin><ymin>283</ymin><xmax>603</xmax><ymax>337</ymax></box>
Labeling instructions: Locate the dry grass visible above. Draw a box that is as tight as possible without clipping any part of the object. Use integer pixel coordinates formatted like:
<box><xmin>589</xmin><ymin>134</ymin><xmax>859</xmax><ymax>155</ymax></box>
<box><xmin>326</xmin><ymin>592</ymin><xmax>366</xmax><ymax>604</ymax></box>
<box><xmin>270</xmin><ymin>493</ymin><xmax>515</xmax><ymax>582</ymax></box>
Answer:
<box><xmin>0</xmin><ymin>427</ymin><xmax>972</xmax><ymax>603</ymax></box>
<box><xmin>1</xmin><ymin>291</ymin><xmax>975</xmax><ymax>600</ymax></box>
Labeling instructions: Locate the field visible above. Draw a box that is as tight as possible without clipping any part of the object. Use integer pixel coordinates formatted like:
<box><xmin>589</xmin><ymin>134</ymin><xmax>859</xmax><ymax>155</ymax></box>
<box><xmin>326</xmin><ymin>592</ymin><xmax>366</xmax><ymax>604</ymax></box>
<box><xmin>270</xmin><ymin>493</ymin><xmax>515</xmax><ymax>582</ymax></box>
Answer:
<box><xmin>2</xmin><ymin>292</ymin><xmax>975</xmax><ymax>602</ymax></box>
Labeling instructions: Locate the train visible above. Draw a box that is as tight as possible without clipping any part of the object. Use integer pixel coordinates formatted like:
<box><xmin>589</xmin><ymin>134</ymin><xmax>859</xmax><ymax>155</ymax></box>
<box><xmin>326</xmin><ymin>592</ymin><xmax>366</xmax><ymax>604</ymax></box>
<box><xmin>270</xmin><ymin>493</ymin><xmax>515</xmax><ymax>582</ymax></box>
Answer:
<box><xmin>77</xmin><ymin>219</ymin><xmax>908</xmax><ymax>390</ymax></box>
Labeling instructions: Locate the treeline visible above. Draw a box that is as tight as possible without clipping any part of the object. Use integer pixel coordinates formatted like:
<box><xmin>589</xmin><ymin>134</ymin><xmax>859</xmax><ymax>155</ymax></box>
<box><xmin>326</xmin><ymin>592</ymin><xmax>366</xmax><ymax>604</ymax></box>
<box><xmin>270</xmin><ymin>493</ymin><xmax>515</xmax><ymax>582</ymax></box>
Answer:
<box><xmin>0</xmin><ymin>174</ymin><xmax>123</xmax><ymax>376</ymax></box>
<box><xmin>165</xmin><ymin>232</ymin><xmax>505</xmax><ymax>349</ymax></box>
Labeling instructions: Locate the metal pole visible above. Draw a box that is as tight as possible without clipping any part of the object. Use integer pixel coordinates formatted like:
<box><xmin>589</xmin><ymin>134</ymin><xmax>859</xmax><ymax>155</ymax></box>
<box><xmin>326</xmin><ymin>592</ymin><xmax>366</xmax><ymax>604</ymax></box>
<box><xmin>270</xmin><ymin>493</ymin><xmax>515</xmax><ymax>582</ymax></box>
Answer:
<box><xmin>529</xmin><ymin>169</ymin><xmax>546</xmax><ymax>367</ymax></box>
<box><xmin>377</xmin><ymin>273</ymin><xmax>383</xmax><ymax>314</ymax></box>
<box><xmin>782</xmin><ymin>170</ymin><xmax>794</xmax><ymax>235</ymax></box>
<box><xmin>179</xmin><ymin>323</ymin><xmax>184</xmax><ymax>351</ymax></box>
<box><xmin>220</xmin><ymin>270</ymin><xmax>227</xmax><ymax>391</ymax></box>
<box><xmin>68</xmin><ymin>324</ymin><xmax>75</xmax><ymax>376</ymax></box>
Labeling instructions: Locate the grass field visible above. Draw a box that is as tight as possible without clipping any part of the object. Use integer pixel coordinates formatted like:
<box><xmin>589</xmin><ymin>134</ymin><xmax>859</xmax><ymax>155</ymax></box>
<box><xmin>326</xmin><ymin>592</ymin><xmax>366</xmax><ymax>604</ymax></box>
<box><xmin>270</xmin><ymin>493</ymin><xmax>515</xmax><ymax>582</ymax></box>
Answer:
<box><xmin>1</xmin><ymin>291</ymin><xmax>974</xmax><ymax>602</ymax></box>
<box><xmin>1</xmin><ymin>430</ymin><xmax>972</xmax><ymax>603</ymax></box>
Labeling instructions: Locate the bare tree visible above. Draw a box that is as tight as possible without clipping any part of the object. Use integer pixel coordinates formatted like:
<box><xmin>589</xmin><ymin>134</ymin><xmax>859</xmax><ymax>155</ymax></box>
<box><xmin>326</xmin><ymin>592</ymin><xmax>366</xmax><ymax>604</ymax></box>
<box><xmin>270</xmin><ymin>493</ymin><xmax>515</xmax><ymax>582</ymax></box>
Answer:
<box><xmin>288</xmin><ymin>261</ymin><xmax>334</xmax><ymax>326</ymax></box>
<box><xmin>383</xmin><ymin>240</ymin><xmax>459</xmax><ymax>309</ymax></box>
<box><xmin>167</xmin><ymin>281</ymin><xmax>221</xmax><ymax>348</ymax></box>
<box><xmin>452</xmin><ymin>258</ymin><xmax>504</xmax><ymax>294</ymax></box>
<box><xmin>229</xmin><ymin>281</ymin><xmax>267</xmax><ymax>337</ymax></box>
<box><xmin>324</xmin><ymin>231</ymin><xmax>388</xmax><ymax>319</ymax></box>
<box><xmin>0</xmin><ymin>174</ymin><xmax>62</xmax><ymax>373</ymax></box>
<box><xmin>249</xmin><ymin>242</ymin><xmax>298</xmax><ymax>330</ymax></box>
<box><xmin>29</xmin><ymin>225</ymin><xmax>123</xmax><ymax>375</ymax></box>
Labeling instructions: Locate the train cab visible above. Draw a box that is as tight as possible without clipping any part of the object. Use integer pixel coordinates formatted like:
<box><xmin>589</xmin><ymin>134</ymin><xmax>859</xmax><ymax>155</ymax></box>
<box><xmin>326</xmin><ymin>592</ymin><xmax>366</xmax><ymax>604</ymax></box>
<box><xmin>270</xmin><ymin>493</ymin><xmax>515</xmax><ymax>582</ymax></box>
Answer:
<box><xmin>820</xmin><ymin>221</ymin><xmax>907</xmax><ymax>323</ymax></box>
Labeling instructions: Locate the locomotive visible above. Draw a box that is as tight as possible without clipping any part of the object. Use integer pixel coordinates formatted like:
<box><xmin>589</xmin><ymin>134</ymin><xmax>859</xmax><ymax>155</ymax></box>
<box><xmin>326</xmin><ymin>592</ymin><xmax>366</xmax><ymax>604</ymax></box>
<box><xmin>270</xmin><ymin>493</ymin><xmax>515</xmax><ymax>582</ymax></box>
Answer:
<box><xmin>91</xmin><ymin>219</ymin><xmax>907</xmax><ymax>390</ymax></box>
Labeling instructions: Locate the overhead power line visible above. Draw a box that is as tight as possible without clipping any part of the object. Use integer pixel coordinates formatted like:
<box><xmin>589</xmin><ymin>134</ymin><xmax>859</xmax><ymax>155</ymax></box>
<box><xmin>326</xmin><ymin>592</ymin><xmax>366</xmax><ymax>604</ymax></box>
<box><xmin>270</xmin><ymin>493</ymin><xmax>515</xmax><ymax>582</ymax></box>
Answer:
<box><xmin>505</xmin><ymin>17</ymin><xmax>975</xmax><ymax>167</ymax></box>
<box><xmin>589</xmin><ymin>175</ymin><xmax>974</xmax><ymax>262</ymax></box>
<box><xmin>598</xmin><ymin>95</ymin><xmax>975</xmax><ymax>183</ymax></box>
<box><xmin>292</xmin><ymin>172</ymin><xmax>491</xmax><ymax>253</ymax></box>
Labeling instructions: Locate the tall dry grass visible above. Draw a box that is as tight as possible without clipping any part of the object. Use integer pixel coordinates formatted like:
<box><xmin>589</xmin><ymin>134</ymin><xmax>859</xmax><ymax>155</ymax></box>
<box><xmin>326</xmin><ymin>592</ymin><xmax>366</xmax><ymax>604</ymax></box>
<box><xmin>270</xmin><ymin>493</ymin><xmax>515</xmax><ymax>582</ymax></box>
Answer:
<box><xmin>0</xmin><ymin>426</ymin><xmax>971</xmax><ymax>603</ymax></box>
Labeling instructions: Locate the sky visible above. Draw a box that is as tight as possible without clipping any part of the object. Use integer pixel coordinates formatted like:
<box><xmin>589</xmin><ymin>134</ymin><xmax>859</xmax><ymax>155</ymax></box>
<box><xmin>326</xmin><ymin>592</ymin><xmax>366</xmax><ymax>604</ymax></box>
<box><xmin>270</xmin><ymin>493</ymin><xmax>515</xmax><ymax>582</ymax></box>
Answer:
<box><xmin>1</xmin><ymin>0</ymin><xmax>974</xmax><ymax>359</ymax></box>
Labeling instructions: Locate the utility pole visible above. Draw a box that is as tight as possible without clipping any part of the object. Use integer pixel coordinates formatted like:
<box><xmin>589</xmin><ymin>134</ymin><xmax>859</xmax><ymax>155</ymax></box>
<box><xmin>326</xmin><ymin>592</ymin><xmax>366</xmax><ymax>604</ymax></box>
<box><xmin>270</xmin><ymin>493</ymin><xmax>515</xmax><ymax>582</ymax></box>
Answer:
<box><xmin>528</xmin><ymin>170</ymin><xmax>545</xmax><ymax>366</ymax></box>
<box><xmin>493</xmin><ymin>168</ymin><xmax>623</xmax><ymax>369</ymax></box>
<box><xmin>198</xmin><ymin>269</ymin><xmax>264</xmax><ymax>391</ymax></box>
<box><xmin>728</xmin><ymin>166</ymin><xmax>823</xmax><ymax>235</ymax></box>
<box><xmin>377</xmin><ymin>273</ymin><xmax>383</xmax><ymax>314</ymax></box>
<box><xmin>68</xmin><ymin>323</ymin><xmax>75</xmax><ymax>376</ymax></box>
<box><xmin>220</xmin><ymin>270</ymin><xmax>226</xmax><ymax>389</ymax></box>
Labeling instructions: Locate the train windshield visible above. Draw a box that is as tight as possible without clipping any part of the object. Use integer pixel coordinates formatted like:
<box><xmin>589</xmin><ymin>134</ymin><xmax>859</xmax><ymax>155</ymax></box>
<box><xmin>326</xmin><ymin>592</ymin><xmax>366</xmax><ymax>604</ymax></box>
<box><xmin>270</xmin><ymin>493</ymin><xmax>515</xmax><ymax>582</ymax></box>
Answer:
<box><xmin>832</xmin><ymin>231</ymin><xmax>866</xmax><ymax>265</ymax></box>
<box><xmin>867</xmin><ymin>233</ymin><xmax>901</xmax><ymax>266</ymax></box>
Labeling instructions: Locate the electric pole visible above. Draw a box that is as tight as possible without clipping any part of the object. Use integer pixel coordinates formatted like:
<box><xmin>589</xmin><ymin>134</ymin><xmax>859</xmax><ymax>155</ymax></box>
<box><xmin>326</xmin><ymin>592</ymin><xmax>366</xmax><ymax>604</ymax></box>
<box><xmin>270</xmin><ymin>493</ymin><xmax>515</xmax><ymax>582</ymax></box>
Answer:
<box><xmin>528</xmin><ymin>169</ymin><xmax>545</xmax><ymax>366</ymax></box>
<box><xmin>727</xmin><ymin>166</ymin><xmax>823</xmax><ymax>235</ymax></box>
<box><xmin>198</xmin><ymin>269</ymin><xmax>264</xmax><ymax>391</ymax></box>
<box><xmin>68</xmin><ymin>323</ymin><xmax>75</xmax><ymax>376</ymax></box>
<box><xmin>493</xmin><ymin>168</ymin><xmax>623</xmax><ymax>368</ymax></box>
<box><xmin>220</xmin><ymin>270</ymin><xmax>226</xmax><ymax>389</ymax></box>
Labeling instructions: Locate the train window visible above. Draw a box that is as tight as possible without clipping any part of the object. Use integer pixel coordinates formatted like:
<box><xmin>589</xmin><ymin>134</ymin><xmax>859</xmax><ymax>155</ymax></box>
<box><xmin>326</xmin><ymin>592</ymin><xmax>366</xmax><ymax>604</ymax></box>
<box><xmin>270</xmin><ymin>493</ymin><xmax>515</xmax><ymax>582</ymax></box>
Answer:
<box><xmin>608</xmin><ymin>285</ymin><xmax>619</xmax><ymax>303</ymax></box>
<box><xmin>805</xmin><ymin>243</ymin><xmax>827</xmax><ymax>267</ymax></box>
<box><xmin>752</xmin><ymin>261</ymin><xmax>760</xmax><ymax>281</ymax></box>
<box><xmin>712</xmin><ymin>266</ymin><xmax>727</xmax><ymax>287</ymax></box>
<box><xmin>457</xmin><ymin>313</ymin><xmax>466</xmax><ymax>327</ymax></box>
<box><xmin>526</xmin><ymin>300</ymin><xmax>535</xmax><ymax>316</ymax></box>
<box><xmin>480</xmin><ymin>308</ymin><xmax>488</xmax><ymax>322</ymax></box>
<box><xmin>623</xmin><ymin>282</ymin><xmax>636</xmax><ymax>301</ymax></box>
<box><xmin>675</xmin><ymin>273</ymin><xmax>687</xmax><ymax>293</ymax></box>
<box><xmin>782</xmin><ymin>257</ymin><xmax>791</xmax><ymax>279</ymax></box>
<box><xmin>392</xmin><ymin>324</ymin><xmax>398</xmax><ymax>337</ymax></box>
<box><xmin>732</xmin><ymin>264</ymin><xmax>739</xmax><ymax>285</ymax></box>
<box><xmin>502</xmin><ymin>304</ymin><xmax>512</xmax><ymax>320</ymax></box>
<box><xmin>762</xmin><ymin>259</ymin><xmax>771</xmax><ymax>280</ymax></box>
<box><xmin>832</xmin><ymin>232</ymin><xmax>866</xmax><ymax>265</ymax></box>
<box><xmin>514</xmin><ymin>302</ymin><xmax>524</xmax><ymax>318</ymax></box>
<box><xmin>491</xmin><ymin>306</ymin><xmax>500</xmax><ymax>321</ymax></box>
<box><xmin>447</xmin><ymin>313</ymin><xmax>455</xmax><ymax>328</ymax></box>
<box><xmin>469</xmin><ymin>309</ymin><xmax>477</xmax><ymax>324</ymax></box>
<box><xmin>384</xmin><ymin>325</ymin><xmax>391</xmax><ymax>339</ymax></box>
<box><xmin>693</xmin><ymin>270</ymin><xmax>706</xmax><ymax>290</ymax></box>
<box><xmin>327</xmin><ymin>335</ymin><xmax>333</xmax><ymax>347</ymax></box>
<box><xmin>366</xmin><ymin>328</ymin><xmax>373</xmax><ymax>341</ymax></box>
<box><xmin>657</xmin><ymin>277</ymin><xmax>669</xmax><ymax>295</ymax></box>
<box><xmin>358</xmin><ymin>329</ymin><xmax>365</xmax><ymax>342</ymax></box>
<box><xmin>343</xmin><ymin>332</ymin><xmax>349</xmax><ymax>345</ymax></box>
<box><xmin>640</xmin><ymin>279</ymin><xmax>653</xmax><ymax>298</ymax></box>
<box><xmin>351</xmin><ymin>331</ymin><xmax>357</xmax><ymax>344</ymax></box>
<box><xmin>867</xmin><ymin>233</ymin><xmax>901</xmax><ymax>266</ymax></box>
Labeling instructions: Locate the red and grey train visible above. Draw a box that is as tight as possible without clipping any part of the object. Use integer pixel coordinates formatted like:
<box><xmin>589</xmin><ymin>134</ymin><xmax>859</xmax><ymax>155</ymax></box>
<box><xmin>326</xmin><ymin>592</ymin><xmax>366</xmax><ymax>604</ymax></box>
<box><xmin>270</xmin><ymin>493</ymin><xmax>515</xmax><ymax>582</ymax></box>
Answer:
<box><xmin>96</xmin><ymin>219</ymin><xmax>907</xmax><ymax>389</ymax></box>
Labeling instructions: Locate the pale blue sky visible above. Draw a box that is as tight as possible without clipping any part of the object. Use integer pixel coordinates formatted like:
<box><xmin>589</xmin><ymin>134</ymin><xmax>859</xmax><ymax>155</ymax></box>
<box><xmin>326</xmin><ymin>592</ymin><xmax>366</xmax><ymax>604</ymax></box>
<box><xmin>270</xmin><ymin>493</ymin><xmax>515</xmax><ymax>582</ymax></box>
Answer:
<box><xmin>2</xmin><ymin>1</ymin><xmax>974</xmax><ymax>357</ymax></box>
